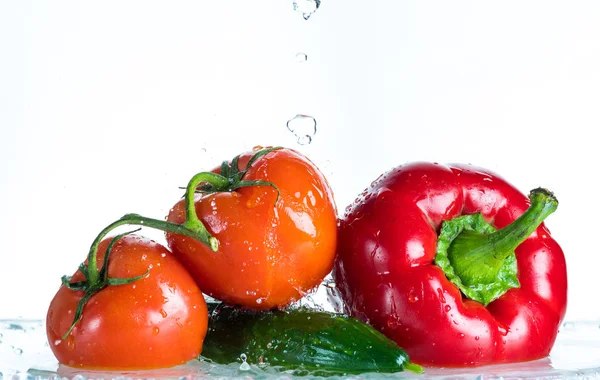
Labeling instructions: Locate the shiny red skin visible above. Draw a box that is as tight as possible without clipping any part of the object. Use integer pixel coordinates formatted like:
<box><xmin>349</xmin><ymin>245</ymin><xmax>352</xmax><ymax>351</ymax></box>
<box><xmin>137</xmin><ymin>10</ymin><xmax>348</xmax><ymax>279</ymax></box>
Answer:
<box><xmin>166</xmin><ymin>148</ymin><xmax>338</xmax><ymax>310</ymax></box>
<box><xmin>333</xmin><ymin>162</ymin><xmax>567</xmax><ymax>367</ymax></box>
<box><xmin>46</xmin><ymin>235</ymin><xmax>208</xmax><ymax>369</ymax></box>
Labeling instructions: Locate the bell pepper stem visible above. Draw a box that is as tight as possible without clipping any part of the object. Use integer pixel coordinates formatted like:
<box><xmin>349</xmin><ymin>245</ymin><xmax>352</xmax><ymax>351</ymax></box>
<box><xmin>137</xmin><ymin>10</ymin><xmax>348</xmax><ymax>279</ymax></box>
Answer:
<box><xmin>447</xmin><ymin>188</ymin><xmax>557</xmax><ymax>287</ymax></box>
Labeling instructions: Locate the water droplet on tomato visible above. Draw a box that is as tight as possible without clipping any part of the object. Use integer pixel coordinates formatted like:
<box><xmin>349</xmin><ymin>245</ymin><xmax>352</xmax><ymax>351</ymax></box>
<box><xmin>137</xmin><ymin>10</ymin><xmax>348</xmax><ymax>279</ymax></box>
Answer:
<box><xmin>286</xmin><ymin>114</ymin><xmax>317</xmax><ymax>145</ymax></box>
<box><xmin>252</xmin><ymin>145</ymin><xmax>264</xmax><ymax>151</ymax></box>
<box><xmin>246</xmin><ymin>195</ymin><xmax>263</xmax><ymax>208</ymax></box>
<box><xmin>141</xmin><ymin>254</ymin><xmax>147</xmax><ymax>260</ymax></box>
<box><xmin>66</xmin><ymin>336</ymin><xmax>76</xmax><ymax>352</ymax></box>
<box><xmin>444</xmin><ymin>305</ymin><xmax>451</xmax><ymax>312</ymax></box>
<box><xmin>293</xmin><ymin>0</ymin><xmax>321</xmax><ymax>20</ymax></box>
<box><xmin>475</xmin><ymin>336</ymin><xmax>480</xmax><ymax>341</ymax></box>
<box><xmin>160</xmin><ymin>309</ymin><xmax>168</xmax><ymax>318</ymax></box>
<box><xmin>152</xmin><ymin>327</ymin><xmax>160</xmax><ymax>336</ymax></box>
<box><xmin>54</xmin><ymin>339</ymin><xmax>62</xmax><ymax>346</ymax></box>
<box><xmin>459</xmin><ymin>333</ymin><xmax>465</xmax><ymax>339</ymax></box>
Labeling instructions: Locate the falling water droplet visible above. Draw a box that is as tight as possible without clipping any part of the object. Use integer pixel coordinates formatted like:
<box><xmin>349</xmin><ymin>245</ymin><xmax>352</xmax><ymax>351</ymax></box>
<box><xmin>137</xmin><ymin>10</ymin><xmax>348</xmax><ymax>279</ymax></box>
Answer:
<box><xmin>295</xmin><ymin>52</ymin><xmax>308</xmax><ymax>62</ymax></box>
<box><xmin>297</xmin><ymin>135</ymin><xmax>312</xmax><ymax>145</ymax></box>
<box><xmin>293</xmin><ymin>0</ymin><xmax>321</xmax><ymax>20</ymax></box>
<box><xmin>286</xmin><ymin>114</ymin><xmax>317</xmax><ymax>145</ymax></box>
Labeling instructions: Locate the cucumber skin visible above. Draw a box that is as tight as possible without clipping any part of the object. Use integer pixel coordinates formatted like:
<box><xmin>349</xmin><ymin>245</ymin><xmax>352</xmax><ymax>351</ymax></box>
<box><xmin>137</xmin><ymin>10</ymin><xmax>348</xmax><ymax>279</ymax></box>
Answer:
<box><xmin>201</xmin><ymin>305</ymin><xmax>421</xmax><ymax>375</ymax></box>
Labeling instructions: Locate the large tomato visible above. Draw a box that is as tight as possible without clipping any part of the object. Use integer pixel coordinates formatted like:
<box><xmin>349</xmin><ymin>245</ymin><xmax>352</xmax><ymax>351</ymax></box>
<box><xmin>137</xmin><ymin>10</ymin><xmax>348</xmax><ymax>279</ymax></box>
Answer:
<box><xmin>46</xmin><ymin>235</ymin><xmax>208</xmax><ymax>369</ymax></box>
<box><xmin>166</xmin><ymin>147</ymin><xmax>337</xmax><ymax>309</ymax></box>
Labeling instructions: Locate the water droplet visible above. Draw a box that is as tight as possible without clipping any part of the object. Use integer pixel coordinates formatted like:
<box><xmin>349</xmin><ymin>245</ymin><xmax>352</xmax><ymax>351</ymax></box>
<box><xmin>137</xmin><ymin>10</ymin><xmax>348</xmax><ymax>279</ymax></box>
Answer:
<box><xmin>66</xmin><ymin>336</ymin><xmax>76</xmax><ymax>352</ymax></box>
<box><xmin>141</xmin><ymin>254</ymin><xmax>147</xmax><ymax>260</ymax></box>
<box><xmin>160</xmin><ymin>309</ymin><xmax>168</xmax><ymax>318</ymax></box>
<box><xmin>297</xmin><ymin>135</ymin><xmax>312</xmax><ymax>145</ymax></box>
<box><xmin>407</xmin><ymin>289</ymin><xmax>419</xmax><ymax>303</ymax></box>
<box><xmin>54</xmin><ymin>339</ymin><xmax>62</xmax><ymax>346</ymax></box>
<box><xmin>293</xmin><ymin>0</ymin><xmax>321</xmax><ymax>20</ymax></box>
<box><xmin>444</xmin><ymin>305</ymin><xmax>451</xmax><ymax>312</ymax></box>
<box><xmin>152</xmin><ymin>327</ymin><xmax>160</xmax><ymax>336</ymax></box>
<box><xmin>286</xmin><ymin>114</ymin><xmax>317</xmax><ymax>145</ymax></box>
<box><xmin>13</xmin><ymin>347</ymin><xmax>23</xmax><ymax>355</ymax></box>
<box><xmin>256</xmin><ymin>298</ymin><xmax>263</xmax><ymax>304</ymax></box>
<box><xmin>459</xmin><ymin>333</ymin><xmax>465</xmax><ymax>339</ymax></box>
<box><xmin>437</xmin><ymin>288</ymin><xmax>446</xmax><ymax>303</ymax></box>
<box><xmin>475</xmin><ymin>336</ymin><xmax>480</xmax><ymax>341</ymax></box>
<box><xmin>386</xmin><ymin>317</ymin><xmax>400</xmax><ymax>330</ymax></box>
<box><xmin>295</xmin><ymin>52</ymin><xmax>308</xmax><ymax>62</ymax></box>
<box><xmin>267</xmin><ymin>342</ymin><xmax>273</xmax><ymax>349</ymax></box>
<box><xmin>239</xmin><ymin>361</ymin><xmax>251</xmax><ymax>371</ymax></box>
<box><xmin>160</xmin><ymin>253</ymin><xmax>166</xmax><ymax>258</ymax></box>
<box><xmin>562</xmin><ymin>321</ymin><xmax>575</xmax><ymax>329</ymax></box>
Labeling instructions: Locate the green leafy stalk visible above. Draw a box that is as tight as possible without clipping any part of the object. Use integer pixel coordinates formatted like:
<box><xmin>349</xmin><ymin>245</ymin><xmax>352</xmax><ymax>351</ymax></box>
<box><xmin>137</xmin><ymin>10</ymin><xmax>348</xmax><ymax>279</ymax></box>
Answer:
<box><xmin>192</xmin><ymin>146</ymin><xmax>282</xmax><ymax>203</ymax></box>
<box><xmin>435</xmin><ymin>188</ymin><xmax>558</xmax><ymax>305</ymax></box>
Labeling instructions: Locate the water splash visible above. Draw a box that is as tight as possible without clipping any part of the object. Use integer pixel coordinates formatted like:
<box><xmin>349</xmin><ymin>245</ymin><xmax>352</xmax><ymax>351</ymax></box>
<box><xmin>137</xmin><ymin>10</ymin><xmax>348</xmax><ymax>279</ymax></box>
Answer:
<box><xmin>286</xmin><ymin>114</ymin><xmax>317</xmax><ymax>145</ymax></box>
<box><xmin>239</xmin><ymin>353</ymin><xmax>251</xmax><ymax>371</ymax></box>
<box><xmin>293</xmin><ymin>0</ymin><xmax>321</xmax><ymax>20</ymax></box>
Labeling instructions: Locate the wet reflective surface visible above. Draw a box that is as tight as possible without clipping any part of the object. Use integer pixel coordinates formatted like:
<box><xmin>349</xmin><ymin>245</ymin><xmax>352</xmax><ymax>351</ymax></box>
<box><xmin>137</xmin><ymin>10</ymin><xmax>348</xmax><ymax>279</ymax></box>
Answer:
<box><xmin>1</xmin><ymin>319</ymin><xmax>600</xmax><ymax>379</ymax></box>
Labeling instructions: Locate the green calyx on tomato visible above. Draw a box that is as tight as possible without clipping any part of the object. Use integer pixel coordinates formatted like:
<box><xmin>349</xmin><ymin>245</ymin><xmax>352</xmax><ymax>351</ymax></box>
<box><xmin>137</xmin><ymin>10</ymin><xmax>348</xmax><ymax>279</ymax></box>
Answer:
<box><xmin>434</xmin><ymin>187</ymin><xmax>558</xmax><ymax>305</ymax></box>
<box><xmin>192</xmin><ymin>146</ymin><xmax>281</xmax><ymax>201</ymax></box>
<box><xmin>58</xmin><ymin>147</ymin><xmax>285</xmax><ymax>339</ymax></box>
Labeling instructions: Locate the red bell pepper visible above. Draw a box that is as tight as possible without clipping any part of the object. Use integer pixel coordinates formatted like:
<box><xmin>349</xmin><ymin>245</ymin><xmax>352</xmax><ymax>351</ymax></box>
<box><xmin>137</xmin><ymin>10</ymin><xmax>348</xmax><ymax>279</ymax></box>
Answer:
<box><xmin>333</xmin><ymin>162</ymin><xmax>567</xmax><ymax>366</ymax></box>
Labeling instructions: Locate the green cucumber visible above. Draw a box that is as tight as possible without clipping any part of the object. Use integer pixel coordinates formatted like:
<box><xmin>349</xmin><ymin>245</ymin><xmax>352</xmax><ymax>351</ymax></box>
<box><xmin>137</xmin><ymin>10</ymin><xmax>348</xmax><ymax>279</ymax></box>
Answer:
<box><xmin>201</xmin><ymin>304</ymin><xmax>423</xmax><ymax>376</ymax></box>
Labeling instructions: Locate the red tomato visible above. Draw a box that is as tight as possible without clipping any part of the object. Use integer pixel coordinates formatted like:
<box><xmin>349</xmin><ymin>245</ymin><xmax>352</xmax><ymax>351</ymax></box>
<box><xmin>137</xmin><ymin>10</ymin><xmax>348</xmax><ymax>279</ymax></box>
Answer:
<box><xmin>166</xmin><ymin>147</ymin><xmax>337</xmax><ymax>309</ymax></box>
<box><xmin>46</xmin><ymin>235</ymin><xmax>208</xmax><ymax>369</ymax></box>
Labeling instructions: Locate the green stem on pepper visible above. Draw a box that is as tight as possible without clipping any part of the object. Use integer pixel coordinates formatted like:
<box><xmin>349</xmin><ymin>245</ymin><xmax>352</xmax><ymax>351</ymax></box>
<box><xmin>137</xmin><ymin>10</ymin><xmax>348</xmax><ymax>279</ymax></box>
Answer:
<box><xmin>435</xmin><ymin>188</ymin><xmax>558</xmax><ymax>305</ymax></box>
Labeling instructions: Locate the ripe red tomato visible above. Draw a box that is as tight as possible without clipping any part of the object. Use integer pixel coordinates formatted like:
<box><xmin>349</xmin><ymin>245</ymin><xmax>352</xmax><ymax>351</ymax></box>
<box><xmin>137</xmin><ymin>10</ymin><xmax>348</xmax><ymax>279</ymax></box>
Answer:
<box><xmin>46</xmin><ymin>235</ymin><xmax>208</xmax><ymax>369</ymax></box>
<box><xmin>166</xmin><ymin>147</ymin><xmax>337</xmax><ymax>309</ymax></box>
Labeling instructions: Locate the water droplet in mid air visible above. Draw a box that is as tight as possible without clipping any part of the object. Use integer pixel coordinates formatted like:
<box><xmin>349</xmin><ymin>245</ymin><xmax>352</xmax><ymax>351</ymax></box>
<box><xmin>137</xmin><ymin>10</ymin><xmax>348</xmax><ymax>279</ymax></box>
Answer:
<box><xmin>286</xmin><ymin>114</ymin><xmax>317</xmax><ymax>145</ymax></box>
<box><xmin>293</xmin><ymin>0</ymin><xmax>321</xmax><ymax>20</ymax></box>
<box><xmin>295</xmin><ymin>52</ymin><xmax>308</xmax><ymax>62</ymax></box>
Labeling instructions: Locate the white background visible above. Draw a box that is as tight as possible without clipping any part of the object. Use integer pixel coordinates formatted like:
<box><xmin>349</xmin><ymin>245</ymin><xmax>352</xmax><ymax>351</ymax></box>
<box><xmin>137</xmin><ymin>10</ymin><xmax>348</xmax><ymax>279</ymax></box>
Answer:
<box><xmin>1</xmin><ymin>1</ymin><xmax>599</xmax><ymax>322</ymax></box>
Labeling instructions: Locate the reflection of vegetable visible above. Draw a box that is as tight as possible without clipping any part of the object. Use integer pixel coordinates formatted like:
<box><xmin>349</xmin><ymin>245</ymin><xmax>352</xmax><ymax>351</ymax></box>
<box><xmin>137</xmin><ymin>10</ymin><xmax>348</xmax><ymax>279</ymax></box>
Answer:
<box><xmin>201</xmin><ymin>304</ymin><xmax>423</xmax><ymax>375</ymax></box>
<box><xmin>166</xmin><ymin>147</ymin><xmax>338</xmax><ymax>310</ymax></box>
<box><xmin>334</xmin><ymin>162</ymin><xmax>567</xmax><ymax>366</ymax></box>
<box><xmin>46</xmin><ymin>235</ymin><xmax>208</xmax><ymax>369</ymax></box>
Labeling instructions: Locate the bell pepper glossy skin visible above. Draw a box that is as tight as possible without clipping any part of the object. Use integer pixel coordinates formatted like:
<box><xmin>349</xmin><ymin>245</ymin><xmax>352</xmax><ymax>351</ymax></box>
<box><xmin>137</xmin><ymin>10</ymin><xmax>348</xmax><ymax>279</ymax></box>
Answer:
<box><xmin>333</xmin><ymin>162</ymin><xmax>567</xmax><ymax>367</ymax></box>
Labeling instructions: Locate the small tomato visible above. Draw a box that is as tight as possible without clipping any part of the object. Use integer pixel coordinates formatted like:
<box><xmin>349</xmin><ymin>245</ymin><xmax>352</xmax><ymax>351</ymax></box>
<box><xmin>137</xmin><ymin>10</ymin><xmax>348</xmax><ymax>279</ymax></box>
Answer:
<box><xmin>166</xmin><ymin>147</ymin><xmax>337</xmax><ymax>309</ymax></box>
<box><xmin>46</xmin><ymin>235</ymin><xmax>208</xmax><ymax>369</ymax></box>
